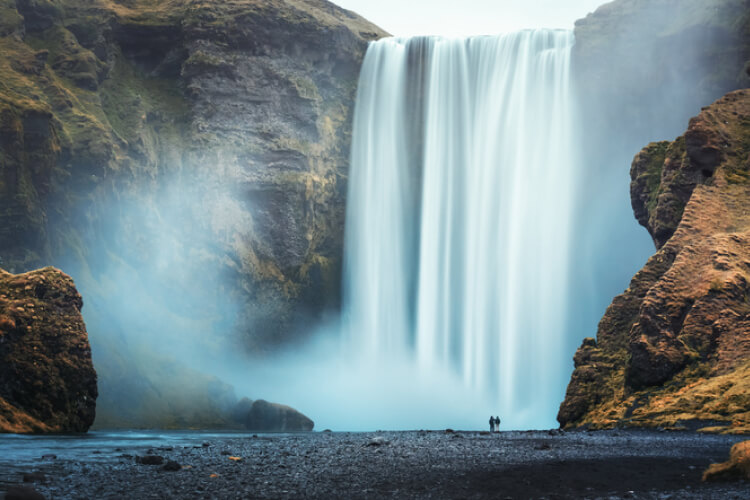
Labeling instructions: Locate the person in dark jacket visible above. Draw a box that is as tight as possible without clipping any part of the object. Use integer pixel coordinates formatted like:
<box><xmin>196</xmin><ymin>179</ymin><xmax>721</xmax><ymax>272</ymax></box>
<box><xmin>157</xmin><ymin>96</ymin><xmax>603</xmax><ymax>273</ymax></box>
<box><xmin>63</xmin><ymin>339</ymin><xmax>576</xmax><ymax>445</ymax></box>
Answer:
<box><xmin>489</xmin><ymin>415</ymin><xmax>495</xmax><ymax>432</ymax></box>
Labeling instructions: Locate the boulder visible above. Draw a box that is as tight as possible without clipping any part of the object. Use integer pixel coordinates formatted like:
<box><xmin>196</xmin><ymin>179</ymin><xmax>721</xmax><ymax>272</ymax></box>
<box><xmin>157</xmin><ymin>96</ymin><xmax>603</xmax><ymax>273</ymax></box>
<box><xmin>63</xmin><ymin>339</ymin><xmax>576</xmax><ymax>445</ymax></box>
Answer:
<box><xmin>703</xmin><ymin>441</ymin><xmax>750</xmax><ymax>482</ymax></box>
<box><xmin>0</xmin><ymin>267</ymin><xmax>97</xmax><ymax>433</ymax></box>
<box><xmin>230</xmin><ymin>397</ymin><xmax>254</xmax><ymax>424</ymax></box>
<box><xmin>136</xmin><ymin>455</ymin><xmax>164</xmax><ymax>466</ymax></box>
<box><xmin>242</xmin><ymin>399</ymin><xmax>314</xmax><ymax>432</ymax></box>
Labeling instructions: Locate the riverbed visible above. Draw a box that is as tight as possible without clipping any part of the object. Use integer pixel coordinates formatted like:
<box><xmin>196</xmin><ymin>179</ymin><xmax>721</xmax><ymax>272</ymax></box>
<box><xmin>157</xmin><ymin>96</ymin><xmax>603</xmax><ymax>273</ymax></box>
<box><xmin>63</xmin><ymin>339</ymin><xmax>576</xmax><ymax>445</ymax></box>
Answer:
<box><xmin>1</xmin><ymin>429</ymin><xmax>746</xmax><ymax>499</ymax></box>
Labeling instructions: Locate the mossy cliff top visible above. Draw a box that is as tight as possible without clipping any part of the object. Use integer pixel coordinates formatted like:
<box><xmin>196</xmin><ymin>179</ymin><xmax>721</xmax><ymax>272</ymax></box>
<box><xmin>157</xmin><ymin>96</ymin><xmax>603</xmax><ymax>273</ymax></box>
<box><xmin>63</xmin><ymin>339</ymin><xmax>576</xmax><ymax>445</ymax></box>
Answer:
<box><xmin>559</xmin><ymin>90</ymin><xmax>750</xmax><ymax>434</ymax></box>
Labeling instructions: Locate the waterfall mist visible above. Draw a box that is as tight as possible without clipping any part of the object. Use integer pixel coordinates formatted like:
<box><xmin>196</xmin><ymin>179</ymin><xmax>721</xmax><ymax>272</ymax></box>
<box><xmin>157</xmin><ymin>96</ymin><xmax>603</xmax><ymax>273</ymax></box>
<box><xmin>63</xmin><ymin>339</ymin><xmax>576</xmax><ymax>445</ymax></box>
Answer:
<box><xmin>54</xmin><ymin>170</ymin><xmax>255</xmax><ymax>428</ymax></box>
<box><xmin>246</xmin><ymin>31</ymin><xmax>580</xmax><ymax>431</ymax></box>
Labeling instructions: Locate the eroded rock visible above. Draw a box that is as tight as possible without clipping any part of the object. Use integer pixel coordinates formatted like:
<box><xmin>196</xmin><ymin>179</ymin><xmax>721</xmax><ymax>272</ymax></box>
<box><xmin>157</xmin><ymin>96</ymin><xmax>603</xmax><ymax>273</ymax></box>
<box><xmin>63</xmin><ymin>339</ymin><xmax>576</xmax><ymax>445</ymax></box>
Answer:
<box><xmin>0</xmin><ymin>267</ymin><xmax>97</xmax><ymax>433</ymax></box>
<box><xmin>559</xmin><ymin>90</ymin><xmax>750</xmax><ymax>433</ymax></box>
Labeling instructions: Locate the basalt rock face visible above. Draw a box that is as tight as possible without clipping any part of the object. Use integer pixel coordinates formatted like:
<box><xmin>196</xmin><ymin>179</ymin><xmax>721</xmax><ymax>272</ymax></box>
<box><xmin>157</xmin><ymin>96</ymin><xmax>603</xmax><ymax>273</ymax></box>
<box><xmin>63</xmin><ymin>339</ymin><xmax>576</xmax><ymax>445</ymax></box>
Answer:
<box><xmin>0</xmin><ymin>0</ymin><xmax>384</xmax><ymax>342</ymax></box>
<box><xmin>559</xmin><ymin>90</ymin><xmax>750</xmax><ymax>434</ymax></box>
<box><xmin>0</xmin><ymin>267</ymin><xmax>97</xmax><ymax>433</ymax></box>
<box><xmin>0</xmin><ymin>1</ymin><xmax>384</xmax><ymax>426</ymax></box>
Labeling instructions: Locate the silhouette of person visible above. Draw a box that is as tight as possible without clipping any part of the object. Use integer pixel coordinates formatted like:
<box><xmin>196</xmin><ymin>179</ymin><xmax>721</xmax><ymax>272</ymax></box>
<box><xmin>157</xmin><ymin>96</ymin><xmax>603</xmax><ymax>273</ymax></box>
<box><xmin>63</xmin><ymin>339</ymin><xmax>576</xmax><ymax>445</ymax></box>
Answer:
<box><xmin>489</xmin><ymin>415</ymin><xmax>495</xmax><ymax>432</ymax></box>
<box><xmin>494</xmin><ymin>416</ymin><xmax>501</xmax><ymax>432</ymax></box>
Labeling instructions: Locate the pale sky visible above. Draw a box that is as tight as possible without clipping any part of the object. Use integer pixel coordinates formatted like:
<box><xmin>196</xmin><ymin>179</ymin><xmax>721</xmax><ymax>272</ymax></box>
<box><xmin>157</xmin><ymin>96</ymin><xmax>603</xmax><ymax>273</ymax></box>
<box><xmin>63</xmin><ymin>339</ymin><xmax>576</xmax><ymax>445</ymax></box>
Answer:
<box><xmin>331</xmin><ymin>0</ymin><xmax>608</xmax><ymax>37</ymax></box>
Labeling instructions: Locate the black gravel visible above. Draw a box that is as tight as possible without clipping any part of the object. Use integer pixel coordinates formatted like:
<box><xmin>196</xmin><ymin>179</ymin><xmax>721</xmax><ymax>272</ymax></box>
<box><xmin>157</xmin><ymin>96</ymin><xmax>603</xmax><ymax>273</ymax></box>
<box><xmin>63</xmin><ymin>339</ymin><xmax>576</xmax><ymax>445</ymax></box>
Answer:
<box><xmin>1</xmin><ymin>430</ymin><xmax>748</xmax><ymax>499</ymax></box>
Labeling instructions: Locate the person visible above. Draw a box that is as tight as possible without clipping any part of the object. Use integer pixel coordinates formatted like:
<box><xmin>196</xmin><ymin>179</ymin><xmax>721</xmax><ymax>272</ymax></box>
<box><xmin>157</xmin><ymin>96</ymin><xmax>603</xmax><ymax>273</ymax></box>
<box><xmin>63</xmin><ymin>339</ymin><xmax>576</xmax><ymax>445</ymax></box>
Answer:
<box><xmin>494</xmin><ymin>416</ymin><xmax>501</xmax><ymax>432</ymax></box>
<box><xmin>489</xmin><ymin>415</ymin><xmax>495</xmax><ymax>433</ymax></box>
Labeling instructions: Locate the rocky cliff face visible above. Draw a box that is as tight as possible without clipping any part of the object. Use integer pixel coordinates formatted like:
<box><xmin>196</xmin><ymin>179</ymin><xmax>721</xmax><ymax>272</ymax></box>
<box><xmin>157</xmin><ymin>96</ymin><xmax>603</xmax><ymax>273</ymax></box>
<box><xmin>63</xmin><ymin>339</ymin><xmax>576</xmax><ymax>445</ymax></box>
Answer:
<box><xmin>574</xmin><ymin>0</ymin><xmax>750</xmax><ymax>141</ymax></box>
<box><xmin>0</xmin><ymin>267</ymin><xmax>97</xmax><ymax>433</ymax></box>
<box><xmin>0</xmin><ymin>0</ymin><xmax>385</xmax><ymax>426</ymax></box>
<box><xmin>562</xmin><ymin>0</ymin><xmax>750</xmax><ymax>379</ymax></box>
<box><xmin>559</xmin><ymin>90</ymin><xmax>750</xmax><ymax>434</ymax></box>
<box><xmin>0</xmin><ymin>0</ymin><xmax>384</xmax><ymax>341</ymax></box>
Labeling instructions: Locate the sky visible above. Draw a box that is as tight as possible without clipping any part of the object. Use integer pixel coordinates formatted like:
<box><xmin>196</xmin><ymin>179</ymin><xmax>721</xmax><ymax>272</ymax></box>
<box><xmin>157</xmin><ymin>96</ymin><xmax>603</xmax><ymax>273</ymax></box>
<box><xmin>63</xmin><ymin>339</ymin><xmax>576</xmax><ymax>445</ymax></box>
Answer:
<box><xmin>331</xmin><ymin>0</ymin><xmax>608</xmax><ymax>37</ymax></box>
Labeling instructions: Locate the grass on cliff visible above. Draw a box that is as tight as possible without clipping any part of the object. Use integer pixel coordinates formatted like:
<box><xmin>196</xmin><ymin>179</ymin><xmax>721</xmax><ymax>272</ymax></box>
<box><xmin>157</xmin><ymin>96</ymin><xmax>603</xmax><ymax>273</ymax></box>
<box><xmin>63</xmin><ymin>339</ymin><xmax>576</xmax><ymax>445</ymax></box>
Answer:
<box><xmin>0</xmin><ymin>0</ymin><xmax>22</xmax><ymax>36</ymax></box>
<box><xmin>99</xmin><ymin>51</ymin><xmax>189</xmax><ymax>147</ymax></box>
<box><xmin>638</xmin><ymin>141</ymin><xmax>668</xmax><ymax>215</ymax></box>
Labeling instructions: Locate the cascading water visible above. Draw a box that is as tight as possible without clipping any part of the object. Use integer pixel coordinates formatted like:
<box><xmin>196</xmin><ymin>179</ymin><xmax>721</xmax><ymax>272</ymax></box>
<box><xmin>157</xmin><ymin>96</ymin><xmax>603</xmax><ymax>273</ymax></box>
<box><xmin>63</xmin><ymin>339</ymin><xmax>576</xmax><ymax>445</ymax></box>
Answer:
<box><xmin>343</xmin><ymin>30</ymin><xmax>577</xmax><ymax>429</ymax></box>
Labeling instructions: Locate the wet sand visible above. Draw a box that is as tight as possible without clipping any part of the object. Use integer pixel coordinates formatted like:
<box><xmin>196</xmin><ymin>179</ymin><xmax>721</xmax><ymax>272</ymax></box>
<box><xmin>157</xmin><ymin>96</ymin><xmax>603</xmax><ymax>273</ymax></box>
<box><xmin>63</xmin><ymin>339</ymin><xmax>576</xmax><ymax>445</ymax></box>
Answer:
<box><xmin>1</xmin><ymin>429</ymin><xmax>747</xmax><ymax>499</ymax></box>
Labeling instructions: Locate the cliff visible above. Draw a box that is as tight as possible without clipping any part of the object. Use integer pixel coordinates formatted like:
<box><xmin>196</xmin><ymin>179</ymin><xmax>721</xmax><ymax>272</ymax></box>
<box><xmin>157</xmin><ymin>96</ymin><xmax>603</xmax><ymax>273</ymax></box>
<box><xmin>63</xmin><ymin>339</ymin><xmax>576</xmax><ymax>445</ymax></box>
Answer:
<box><xmin>0</xmin><ymin>0</ymin><xmax>385</xmax><ymax>426</ymax></box>
<box><xmin>574</xmin><ymin>0</ymin><xmax>750</xmax><ymax>141</ymax></box>
<box><xmin>0</xmin><ymin>266</ymin><xmax>97</xmax><ymax>433</ymax></box>
<box><xmin>558</xmin><ymin>89</ymin><xmax>750</xmax><ymax>434</ymax></box>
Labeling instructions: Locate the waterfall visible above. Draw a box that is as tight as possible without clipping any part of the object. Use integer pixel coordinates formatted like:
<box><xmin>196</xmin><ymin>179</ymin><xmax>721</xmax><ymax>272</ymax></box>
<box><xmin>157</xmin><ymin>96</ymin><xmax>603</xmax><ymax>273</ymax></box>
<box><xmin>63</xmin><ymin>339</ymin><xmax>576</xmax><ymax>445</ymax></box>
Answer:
<box><xmin>343</xmin><ymin>30</ymin><xmax>577</xmax><ymax>429</ymax></box>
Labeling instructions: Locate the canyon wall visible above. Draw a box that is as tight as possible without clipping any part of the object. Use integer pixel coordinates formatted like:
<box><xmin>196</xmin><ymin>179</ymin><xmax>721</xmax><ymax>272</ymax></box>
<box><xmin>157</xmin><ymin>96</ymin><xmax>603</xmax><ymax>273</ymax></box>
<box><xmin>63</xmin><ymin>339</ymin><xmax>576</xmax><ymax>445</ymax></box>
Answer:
<box><xmin>0</xmin><ymin>0</ymin><xmax>385</xmax><ymax>426</ymax></box>
<box><xmin>567</xmin><ymin>0</ymin><xmax>750</xmax><ymax>349</ymax></box>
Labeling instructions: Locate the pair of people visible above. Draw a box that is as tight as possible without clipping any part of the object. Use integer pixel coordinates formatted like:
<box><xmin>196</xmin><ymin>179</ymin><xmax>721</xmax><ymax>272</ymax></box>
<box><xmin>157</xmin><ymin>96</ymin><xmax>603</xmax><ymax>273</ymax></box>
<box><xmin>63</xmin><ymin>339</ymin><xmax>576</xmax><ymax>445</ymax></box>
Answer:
<box><xmin>489</xmin><ymin>415</ymin><xmax>501</xmax><ymax>432</ymax></box>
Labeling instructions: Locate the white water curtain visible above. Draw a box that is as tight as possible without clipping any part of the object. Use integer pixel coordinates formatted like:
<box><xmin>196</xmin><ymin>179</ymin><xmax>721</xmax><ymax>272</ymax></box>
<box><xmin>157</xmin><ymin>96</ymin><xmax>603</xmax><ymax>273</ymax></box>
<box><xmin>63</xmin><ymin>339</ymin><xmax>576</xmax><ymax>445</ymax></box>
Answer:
<box><xmin>344</xmin><ymin>31</ymin><xmax>577</xmax><ymax>428</ymax></box>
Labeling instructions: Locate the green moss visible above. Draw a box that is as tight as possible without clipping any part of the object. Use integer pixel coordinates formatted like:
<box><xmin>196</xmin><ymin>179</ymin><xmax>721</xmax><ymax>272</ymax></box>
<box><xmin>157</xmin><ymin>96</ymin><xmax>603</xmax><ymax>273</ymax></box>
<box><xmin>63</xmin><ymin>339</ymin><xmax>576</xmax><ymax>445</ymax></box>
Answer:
<box><xmin>272</xmin><ymin>135</ymin><xmax>312</xmax><ymax>154</ymax></box>
<box><xmin>0</xmin><ymin>2</ymin><xmax>23</xmax><ymax>36</ymax></box>
<box><xmin>638</xmin><ymin>141</ymin><xmax>669</xmax><ymax>214</ymax></box>
<box><xmin>289</xmin><ymin>75</ymin><xmax>320</xmax><ymax>101</ymax></box>
<box><xmin>33</xmin><ymin>26</ymin><xmax>103</xmax><ymax>90</ymax></box>
<box><xmin>99</xmin><ymin>52</ymin><xmax>188</xmax><ymax>146</ymax></box>
<box><xmin>184</xmin><ymin>50</ymin><xmax>225</xmax><ymax>69</ymax></box>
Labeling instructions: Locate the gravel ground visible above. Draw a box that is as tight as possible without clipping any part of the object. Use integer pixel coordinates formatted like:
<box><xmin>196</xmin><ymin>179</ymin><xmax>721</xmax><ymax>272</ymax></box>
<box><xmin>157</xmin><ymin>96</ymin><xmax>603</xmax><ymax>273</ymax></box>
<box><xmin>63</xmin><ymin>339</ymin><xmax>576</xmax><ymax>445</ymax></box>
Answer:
<box><xmin>1</xmin><ymin>429</ymin><xmax>748</xmax><ymax>499</ymax></box>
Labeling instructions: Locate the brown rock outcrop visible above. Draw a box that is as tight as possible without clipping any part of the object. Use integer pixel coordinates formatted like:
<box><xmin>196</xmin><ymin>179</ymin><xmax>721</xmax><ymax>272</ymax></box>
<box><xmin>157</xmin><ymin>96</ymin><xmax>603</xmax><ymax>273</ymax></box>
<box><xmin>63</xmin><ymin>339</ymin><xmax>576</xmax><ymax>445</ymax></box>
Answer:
<box><xmin>558</xmin><ymin>90</ymin><xmax>750</xmax><ymax>433</ymax></box>
<box><xmin>703</xmin><ymin>440</ymin><xmax>750</xmax><ymax>481</ymax></box>
<box><xmin>0</xmin><ymin>267</ymin><xmax>97</xmax><ymax>433</ymax></box>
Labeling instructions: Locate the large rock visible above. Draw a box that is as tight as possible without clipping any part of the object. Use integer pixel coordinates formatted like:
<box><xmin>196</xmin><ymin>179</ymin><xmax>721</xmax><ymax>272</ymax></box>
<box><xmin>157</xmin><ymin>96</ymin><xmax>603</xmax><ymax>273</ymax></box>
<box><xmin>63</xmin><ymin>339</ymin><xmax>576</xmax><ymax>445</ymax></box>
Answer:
<box><xmin>558</xmin><ymin>90</ymin><xmax>750</xmax><ymax>433</ymax></box>
<box><xmin>703</xmin><ymin>440</ymin><xmax>750</xmax><ymax>482</ymax></box>
<box><xmin>242</xmin><ymin>399</ymin><xmax>314</xmax><ymax>432</ymax></box>
<box><xmin>0</xmin><ymin>267</ymin><xmax>97</xmax><ymax>433</ymax></box>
